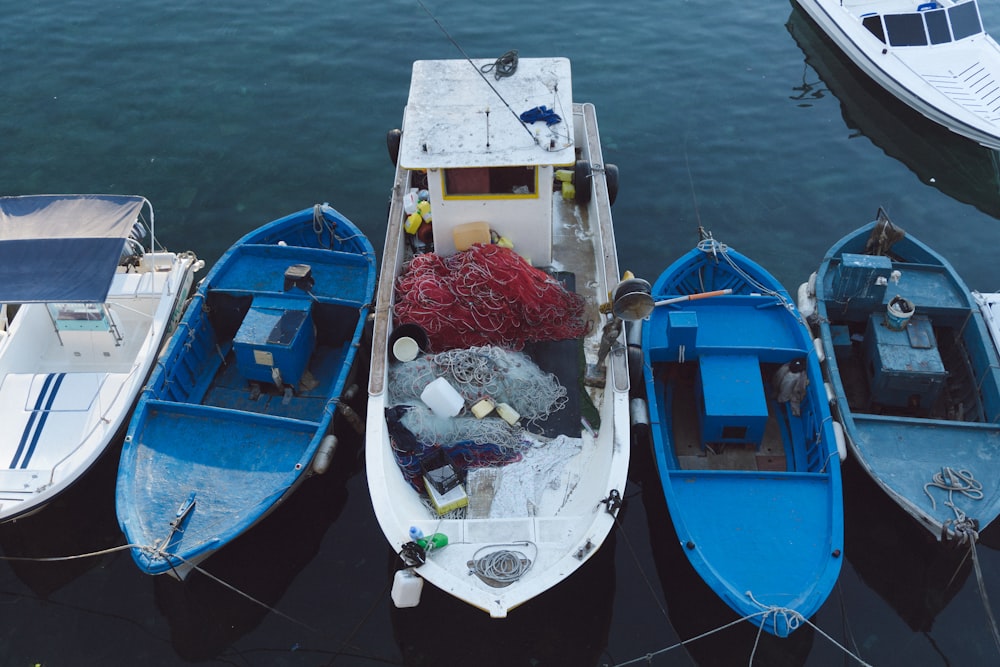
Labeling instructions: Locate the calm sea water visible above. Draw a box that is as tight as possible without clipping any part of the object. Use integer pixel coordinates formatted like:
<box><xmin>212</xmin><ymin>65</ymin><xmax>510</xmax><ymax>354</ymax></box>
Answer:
<box><xmin>3</xmin><ymin>0</ymin><xmax>1000</xmax><ymax>665</ymax></box>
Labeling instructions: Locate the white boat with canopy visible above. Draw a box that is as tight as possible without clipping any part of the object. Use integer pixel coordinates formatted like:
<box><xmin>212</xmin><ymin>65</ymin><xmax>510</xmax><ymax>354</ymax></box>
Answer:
<box><xmin>794</xmin><ymin>0</ymin><xmax>1000</xmax><ymax>149</ymax></box>
<box><xmin>0</xmin><ymin>194</ymin><xmax>201</xmax><ymax>523</ymax></box>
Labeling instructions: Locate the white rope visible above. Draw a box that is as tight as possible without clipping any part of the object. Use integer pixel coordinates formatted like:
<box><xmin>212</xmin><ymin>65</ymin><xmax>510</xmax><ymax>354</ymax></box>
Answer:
<box><xmin>469</xmin><ymin>541</ymin><xmax>536</xmax><ymax>585</ymax></box>
<box><xmin>608</xmin><ymin>603</ymin><xmax>874</xmax><ymax>667</ymax></box>
<box><xmin>0</xmin><ymin>543</ymin><xmax>316</xmax><ymax>632</ymax></box>
<box><xmin>924</xmin><ymin>467</ymin><xmax>984</xmax><ymax>542</ymax></box>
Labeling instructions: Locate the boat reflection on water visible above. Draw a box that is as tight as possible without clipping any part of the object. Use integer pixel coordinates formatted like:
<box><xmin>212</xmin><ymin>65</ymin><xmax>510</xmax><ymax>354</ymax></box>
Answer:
<box><xmin>389</xmin><ymin>531</ymin><xmax>616</xmax><ymax>667</ymax></box>
<box><xmin>785</xmin><ymin>2</ymin><xmax>1000</xmax><ymax>220</ymax></box>
<box><xmin>0</xmin><ymin>440</ymin><xmax>123</xmax><ymax>598</ymax></box>
<box><xmin>841</xmin><ymin>455</ymin><xmax>972</xmax><ymax>635</ymax></box>
<box><xmin>153</xmin><ymin>423</ymin><xmax>360</xmax><ymax>661</ymax></box>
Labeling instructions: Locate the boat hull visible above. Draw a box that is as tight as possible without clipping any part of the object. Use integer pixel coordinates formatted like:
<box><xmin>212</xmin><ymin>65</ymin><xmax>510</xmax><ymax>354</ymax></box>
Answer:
<box><xmin>0</xmin><ymin>251</ymin><xmax>199</xmax><ymax>524</ymax></box>
<box><xmin>794</xmin><ymin>0</ymin><xmax>1000</xmax><ymax>149</ymax></box>
<box><xmin>810</xmin><ymin>214</ymin><xmax>1000</xmax><ymax>541</ymax></box>
<box><xmin>117</xmin><ymin>205</ymin><xmax>376</xmax><ymax>577</ymax></box>
<box><xmin>640</xmin><ymin>240</ymin><xmax>844</xmax><ymax>637</ymax></box>
<box><xmin>367</xmin><ymin>59</ymin><xmax>629</xmax><ymax>618</ymax></box>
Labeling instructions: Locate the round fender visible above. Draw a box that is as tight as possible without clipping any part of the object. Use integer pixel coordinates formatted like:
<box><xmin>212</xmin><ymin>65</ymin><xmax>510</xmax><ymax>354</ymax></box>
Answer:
<box><xmin>833</xmin><ymin>420</ymin><xmax>848</xmax><ymax>462</ymax></box>
<box><xmin>605</xmin><ymin>163</ymin><xmax>619</xmax><ymax>206</ymax></box>
<box><xmin>313</xmin><ymin>434</ymin><xmax>338</xmax><ymax>474</ymax></box>
<box><xmin>387</xmin><ymin>128</ymin><xmax>402</xmax><ymax>166</ymax></box>
<box><xmin>574</xmin><ymin>160</ymin><xmax>593</xmax><ymax>205</ymax></box>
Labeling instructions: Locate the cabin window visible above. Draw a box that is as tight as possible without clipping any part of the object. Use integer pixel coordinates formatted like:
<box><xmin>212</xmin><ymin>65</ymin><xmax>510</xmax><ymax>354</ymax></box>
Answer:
<box><xmin>885</xmin><ymin>13</ymin><xmax>928</xmax><ymax>46</ymax></box>
<box><xmin>443</xmin><ymin>166</ymin><xmax>537</xmax><ymax>198</ymax></box>
<box><xmin>949</xmin><ymin>1</ymin><xmax>983</xmax><ymax>40</ymax></box>
<box><xmin>924</xmin><ymin>9</ymin><xmax>951</xmax><ymax>44</ymax></box>
<box><xmin>862</xmin><ymin>15</ymin><xmax>886</xmax><ymax>43</ymax></box>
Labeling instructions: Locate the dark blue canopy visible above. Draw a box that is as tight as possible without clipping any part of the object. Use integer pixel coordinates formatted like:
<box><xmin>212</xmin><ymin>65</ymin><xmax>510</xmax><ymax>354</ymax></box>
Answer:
<box><xmin>0</xmin><ymin>194</ymin><xmax>147</xmax><ymax>303</ymax></box>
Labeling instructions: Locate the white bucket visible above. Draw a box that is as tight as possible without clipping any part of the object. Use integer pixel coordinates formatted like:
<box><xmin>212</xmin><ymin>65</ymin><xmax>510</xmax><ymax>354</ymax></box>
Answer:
<box><xmin>886</xmin><ymin>296</ymin><xmax>914</xmax><ymax>330</ymax></box>
<box><xmin>392</xmin><ymin>336</ymin><xmax>420</xmax><ymax>362</ymax></box>
<box><xmin>420</xmin><ymin>377</ymin><xmax>465</xmax><ymax>417</ymax></box>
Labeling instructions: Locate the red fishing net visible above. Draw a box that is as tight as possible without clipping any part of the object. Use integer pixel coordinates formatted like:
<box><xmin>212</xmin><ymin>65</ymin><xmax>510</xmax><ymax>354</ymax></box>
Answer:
<box><xmin>394</xmin><ymin>243</ymin><xmax>589</xmax><ymax>351</ymax></box>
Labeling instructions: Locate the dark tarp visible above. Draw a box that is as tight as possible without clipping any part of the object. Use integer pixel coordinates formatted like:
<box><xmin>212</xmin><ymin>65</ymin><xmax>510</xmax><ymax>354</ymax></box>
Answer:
<box><xmin>0</xmin><ymin>194</ymin><xmax>147</xmax><ymax>303</ymax></box>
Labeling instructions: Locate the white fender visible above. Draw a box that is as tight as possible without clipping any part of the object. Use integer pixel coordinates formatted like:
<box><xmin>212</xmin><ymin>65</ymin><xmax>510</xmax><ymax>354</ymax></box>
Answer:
<box><xmin>813</xmin><ymin>337</ymin><xmax>825</xmax><ymax>363</ymax></box>
<box><xmin>824</xmin><ymin>381</ymin><xmax>836</xmax><ymax>405</ymax></box>
<box><xmin>312</xmin><ymin>434</ymin><xmax>338</xmax><ymax>474</ymax></box>
<box><xmin>833</xmin><ymin>420</ymin><xmax>847</xmax><ymax>462</ymax></box>
<box><xmin>797</xmin><ymin>282</ymin><xmax>815</xmax><ymax>320</ymax></box>
<box><xmin>807</xmin><ymin>271</ymin><xmax>817</xmax><ymax>296</ymax></box>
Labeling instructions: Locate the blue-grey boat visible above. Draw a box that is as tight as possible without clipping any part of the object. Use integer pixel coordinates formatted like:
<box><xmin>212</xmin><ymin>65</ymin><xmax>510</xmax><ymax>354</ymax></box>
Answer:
<box><xmin>636</xmin><ymin>234</ymin><xmax>844</xmax><ymax>637</ymax></box>
<box><xmin>803</xmin><ymin>209</ymin><xmax>1000</xmax><ymax>544</ymax></box>
<box><xmin>116</xmin><ymin>204</ymin><xmax>376</xmax><ymax>578</ymax></box>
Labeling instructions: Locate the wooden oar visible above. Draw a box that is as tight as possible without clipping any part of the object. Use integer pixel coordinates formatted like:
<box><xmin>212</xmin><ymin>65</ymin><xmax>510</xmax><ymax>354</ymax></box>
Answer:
<box><xmin>654</xmin><ymin>288</ymin><xmax>732</xmax><ymax>307</ymax></box>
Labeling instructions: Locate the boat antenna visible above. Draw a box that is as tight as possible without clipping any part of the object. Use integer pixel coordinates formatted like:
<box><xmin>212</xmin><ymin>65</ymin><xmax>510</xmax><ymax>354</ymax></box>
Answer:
<box><xmin>415</xmin><ymin>0</ymin><xmax>539</xmax><ymax>145</ymax></box>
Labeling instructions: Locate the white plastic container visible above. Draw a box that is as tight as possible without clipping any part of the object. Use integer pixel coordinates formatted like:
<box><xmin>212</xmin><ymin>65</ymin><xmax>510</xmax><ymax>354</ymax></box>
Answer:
<box><xmin>421</xmin><ymin>377</ymin><xmax>465</xmax><ymax>417</ymax></box>
<box><xmin>391</xmin><ymin>569</ymin><xmax>424</xmax><ymax>608</ymax></box>
<box><xmin>403</xmin><ymin>190</ymin><xmax>419</xmax><ymax>215</ymax></box>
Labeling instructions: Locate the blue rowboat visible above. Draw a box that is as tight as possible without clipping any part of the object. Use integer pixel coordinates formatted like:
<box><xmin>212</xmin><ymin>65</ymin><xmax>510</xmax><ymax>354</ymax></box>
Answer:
<box><xmin>636</xmin><ymin>233</ymin><xmax>844</xmax><ymax>637</ymax></box>
<box><xmin>804</xmin><ymin>209</ymin><xmax>1000</xmax><ymax>544</ymax></box>
<box><xmin>116</xmin><ymin>204</ymin><xmax>376</xmax><ymax>578</ymax></box>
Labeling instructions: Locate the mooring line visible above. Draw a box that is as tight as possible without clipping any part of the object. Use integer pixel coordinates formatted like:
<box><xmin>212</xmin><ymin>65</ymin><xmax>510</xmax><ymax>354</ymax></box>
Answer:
<box><xmin>0</xmin><ymin>544</ymin><xmax>317</xmax><ymax>633</ymax></box>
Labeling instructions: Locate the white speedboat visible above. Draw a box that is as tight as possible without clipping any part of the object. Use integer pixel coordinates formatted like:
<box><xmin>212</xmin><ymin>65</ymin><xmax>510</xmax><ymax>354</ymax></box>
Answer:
<box><xmin>366</xmin><ymin>56</ymin><xmax>630</xmax><ymax>618</ymax></box>
<box><xmin>794</xmin><ymin>0</ymin><xmax>1000</xmax><ymax>149</ymax></box>
<box><xmin>0</xmin><ymin>194</ymin><xmax>201</xmax><ymax>523</ymax></box>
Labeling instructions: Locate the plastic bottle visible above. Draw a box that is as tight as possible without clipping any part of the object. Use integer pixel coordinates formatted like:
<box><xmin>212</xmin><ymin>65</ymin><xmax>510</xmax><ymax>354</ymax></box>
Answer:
<box><xmin>403</xmin><ymin>190</ymin><xmax>419</xmax><ymax>214</ymax></box>
<box><xmin>416</xmin><ymin>533</ymin><xmax>449</xmax><ymax>550</ymax></box>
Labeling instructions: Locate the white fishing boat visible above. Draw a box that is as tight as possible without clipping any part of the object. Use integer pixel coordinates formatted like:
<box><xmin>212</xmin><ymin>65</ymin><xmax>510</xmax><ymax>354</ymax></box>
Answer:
<box><xmin>0</xmin><ymin>194</ymin><xmax>201</xmax><ymax>523</ymax></box>
<box><xmin>793</xmin><ymin>0</ymin><xmax>1000</xmax><ymax>149</ymax></box>
<box><xmin>366</xmin><ymin>56</ymin><xmax>630</xmax><ymax>617</ymax></box>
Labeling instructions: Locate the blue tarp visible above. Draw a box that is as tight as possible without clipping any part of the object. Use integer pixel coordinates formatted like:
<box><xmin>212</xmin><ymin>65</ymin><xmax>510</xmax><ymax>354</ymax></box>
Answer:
<box><xmin>0</xmin><ymin>194</ymin><xmax>147</xmax><ymax>303</ymax></box>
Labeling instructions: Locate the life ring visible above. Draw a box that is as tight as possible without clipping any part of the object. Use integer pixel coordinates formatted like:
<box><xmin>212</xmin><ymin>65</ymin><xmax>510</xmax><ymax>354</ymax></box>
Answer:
<box><xmin>605</xmin><ymin>163</ymin><xmax>620</xmax><ymax>206</ymax></box>
<box><xmin>387</xmin><ymin>128</ymin><xmax>402</xmax><ymax>166</ymax></box>
<box><xmin>574</xmin><ymin>160</ymin><xmax>593</xmax><ymax>205</ymax></box>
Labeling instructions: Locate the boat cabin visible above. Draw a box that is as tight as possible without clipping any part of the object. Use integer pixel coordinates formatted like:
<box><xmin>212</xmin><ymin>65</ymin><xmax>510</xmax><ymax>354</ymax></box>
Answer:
<box><xmin>857</xmin><ymin>0</ymin><xmax>984</xmax><ymax>46</ymax></box>
<box><xmin>396</xmin><ymin>58</ymin><xmax>576</xmax><ymax>267</ymax></box>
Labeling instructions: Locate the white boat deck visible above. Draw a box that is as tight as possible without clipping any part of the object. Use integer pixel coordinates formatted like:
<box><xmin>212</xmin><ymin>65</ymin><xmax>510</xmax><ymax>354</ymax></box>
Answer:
<box><xmin>0</xmin><ymin>251</ymin><xmax>197</xmax><ymax>521</ymax></box>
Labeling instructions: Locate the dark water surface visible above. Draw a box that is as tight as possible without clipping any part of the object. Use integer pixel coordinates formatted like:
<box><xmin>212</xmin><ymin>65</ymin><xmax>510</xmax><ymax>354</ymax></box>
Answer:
<box><xmin>3</xmin><ymin>1</ymin><xmax>1000</xmax><ymax>665</ymax></box>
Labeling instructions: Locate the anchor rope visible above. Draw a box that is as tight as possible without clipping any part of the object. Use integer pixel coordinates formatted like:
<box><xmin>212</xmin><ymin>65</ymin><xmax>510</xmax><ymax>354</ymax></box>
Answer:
<box><xmin>923</xmin><ymin>467</ymin><xmax>983</xmax><ymax>542</ymax></box>
<box><xmin>607</xmin><ymin>603</ymin><xmax>874</xmax><ymax>667</ymax></box>
<box><xmin>696</xmin><ymin>234</ymin><xmax>805</xmax><ymax>325</ymax></box>
<box><xmin>969</xmin><ymin>540</ymin><xmax>1000</xmax><ymax>658</ymax></box>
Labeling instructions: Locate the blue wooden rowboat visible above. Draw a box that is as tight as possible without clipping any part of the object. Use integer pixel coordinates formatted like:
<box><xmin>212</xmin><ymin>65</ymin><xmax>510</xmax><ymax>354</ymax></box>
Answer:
<box><xmin>635</xmin><ymin>233</ymin><xmax>844</xmax><ymax>637</ymax></box>
<box><xmin>116</xmin><ymin>204</ymin><xmax>376</xmax><ymax>578</ymax></box>
<box><xmin>802</xmin><ymin>209</ymin><xmax>1000</xmax><ymax>544</ymax></box>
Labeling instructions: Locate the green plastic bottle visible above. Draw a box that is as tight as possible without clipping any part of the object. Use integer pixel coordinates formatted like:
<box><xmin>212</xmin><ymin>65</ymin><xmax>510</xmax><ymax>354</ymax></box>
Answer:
<box><xmin>416</xmin><ymin>533</ymin><xmax>448</xmax><ymax>550</ymax></box>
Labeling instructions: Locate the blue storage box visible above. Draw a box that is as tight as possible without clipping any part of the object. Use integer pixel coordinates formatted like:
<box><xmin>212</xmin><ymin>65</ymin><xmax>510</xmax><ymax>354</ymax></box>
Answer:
<box><xmin>864</xmin><ymin>313</ymin><xmax>945</xmax><ymax>410</ymax></box>
<box><xmin>697</xmin><ymin>354</ymin><xmax>768</xmax><ymax>446</ymax></box>
<box><xmin>233</xmin><ymin>295</ymin><xmax>315</xmax><ymax>388</ymax></box>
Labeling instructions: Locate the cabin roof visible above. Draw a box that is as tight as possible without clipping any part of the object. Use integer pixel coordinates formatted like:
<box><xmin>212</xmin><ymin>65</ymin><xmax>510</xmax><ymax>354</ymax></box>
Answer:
<box><xmin>399</xmin><ymin>57</ymin><xmax>576</xmax><ymax>169</ymax></box>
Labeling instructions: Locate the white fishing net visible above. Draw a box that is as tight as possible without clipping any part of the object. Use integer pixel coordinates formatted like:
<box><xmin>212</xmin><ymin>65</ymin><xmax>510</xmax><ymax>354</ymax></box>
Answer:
<box><xmin>388</xmin><ymin>345</ymin><xmax>568</xmax><ymax>427</ymax></box>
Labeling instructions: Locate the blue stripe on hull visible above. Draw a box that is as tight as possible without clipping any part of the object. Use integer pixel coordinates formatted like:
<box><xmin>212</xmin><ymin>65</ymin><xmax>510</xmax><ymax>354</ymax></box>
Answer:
<box><xmin>9</xmin><ymin>373</ymin><xmax>65</xmax><ymax>469</ymax></box>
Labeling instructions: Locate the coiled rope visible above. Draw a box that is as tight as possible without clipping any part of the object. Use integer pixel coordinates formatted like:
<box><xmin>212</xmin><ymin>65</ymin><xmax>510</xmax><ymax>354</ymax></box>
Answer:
<box><xmin>480</xmin><ymin>49</ymin><xmax>518</xmax><ymax>79</ymax></box>
<box><xmin>923</xmin><ymin>466</ymin><xmax>983</xmax><ymax>543</ymax></box>
<box><xmin>469</xmin><ymin>541</ymin><xmax>536</xmax><ymax>586</ymax></box>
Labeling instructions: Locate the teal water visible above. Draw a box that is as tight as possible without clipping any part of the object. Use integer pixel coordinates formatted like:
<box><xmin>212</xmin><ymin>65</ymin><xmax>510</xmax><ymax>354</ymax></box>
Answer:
<box><xmin>3</xmin><ymin>0</ymin><xmax>1000</xmax><ymax>664</ymax></box>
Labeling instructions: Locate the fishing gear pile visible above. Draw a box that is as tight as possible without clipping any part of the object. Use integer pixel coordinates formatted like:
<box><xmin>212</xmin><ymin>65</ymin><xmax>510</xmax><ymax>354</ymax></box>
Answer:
<box><xmin>393</xmin><ymin>244</ymin><xmax>589</xmax><ymax>351</ymax></box>
<box><xmin>386</xmin><ymin>346</ymin><xmax>570</xmax><ymax>494</ymax></box>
